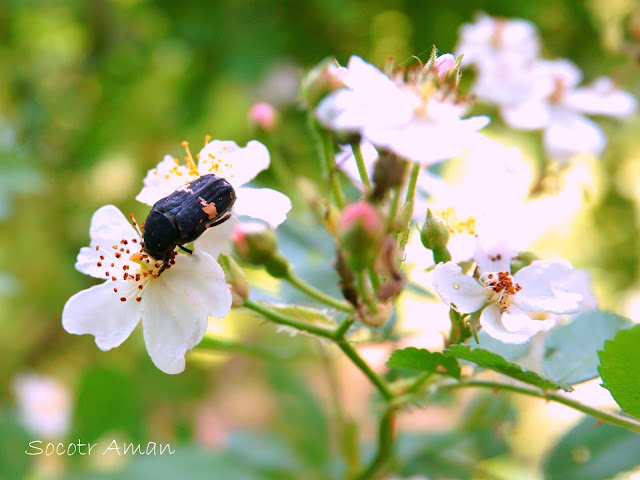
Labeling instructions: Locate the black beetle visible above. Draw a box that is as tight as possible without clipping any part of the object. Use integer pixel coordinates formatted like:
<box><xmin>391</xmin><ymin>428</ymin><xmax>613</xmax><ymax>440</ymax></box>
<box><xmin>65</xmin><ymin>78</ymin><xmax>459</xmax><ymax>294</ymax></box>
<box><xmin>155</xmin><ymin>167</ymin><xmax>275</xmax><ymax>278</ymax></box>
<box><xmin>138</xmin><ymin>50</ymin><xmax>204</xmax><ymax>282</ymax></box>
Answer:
<box><xmin>142</xmin><ymin>174</ymin><xmax>236</xmax><ymax>275</ymax></box>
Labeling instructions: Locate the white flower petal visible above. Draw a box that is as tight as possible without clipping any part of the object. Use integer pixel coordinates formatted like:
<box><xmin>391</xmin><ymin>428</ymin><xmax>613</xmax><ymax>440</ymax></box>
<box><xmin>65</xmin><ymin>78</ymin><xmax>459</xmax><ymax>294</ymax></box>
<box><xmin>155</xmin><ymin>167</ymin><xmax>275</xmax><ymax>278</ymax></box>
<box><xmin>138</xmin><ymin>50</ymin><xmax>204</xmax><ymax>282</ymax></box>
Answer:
<box><xmin>480</xmin><ymin>304</ymin><xmax>552</xmax><ymax>344</ymax></box>
<box><xmin>141</xmin><ymin>251</ymin><xmax>231</xmax><ymax>374</ymax></box>
<box><xmin>197</xmin><ymin>140</ymin><xmax>270</xmax><ymax>189</ymax></box>
<box><xmin>75</xmin><ymin>205</ymin><xmax>139</xmax><ymax>278</ymax></box>
<box><xmin>501</xmin><ymin>99</ymin><xmax>551</xmax><ymax>130</ymax></box>
<box><xmin>512</xmin><ymin>258</ymin><xmax>583</xmax><ymax>314</ymax></box>
<box><xmin>565</xmin><ymin>77</ymin><xmax>636</xmax><ymax>118</ymax></box>
<box><xmin>194</xmin><ymin>215</ymin><xmax>238</xmax><ymax>258</ymax></box>
<box><xmin>233</xmin><ymin>187</ymin><xmax>291</xmax><ymax>228</ymax></box>
<box><xmin>433</xmin><ymin>262</ymin><xmax>489</xmax><ymax>313</ymax></box>
<box><xmin>136</xmin><ymin>155</ymin><xmax>194</xmax><ymax>206</ymax></box>
<box><xmin>474</xmin><ymin>234</ymin><xmax>517</xmax><ymax>274</ymax></box>
<box><xmin>544</xmin><ymin>112</ymin><xmax>606</xmax><ymax>159</ymax></box>
<box><xmin>364</xmin><ymin>115</ymin><xmax>489</xmax><ymax>165</ymax></box>
<box><xmin>62</xmin><ymin>281</ymin><xmax>141</xmax><ymax>351</ymax></box>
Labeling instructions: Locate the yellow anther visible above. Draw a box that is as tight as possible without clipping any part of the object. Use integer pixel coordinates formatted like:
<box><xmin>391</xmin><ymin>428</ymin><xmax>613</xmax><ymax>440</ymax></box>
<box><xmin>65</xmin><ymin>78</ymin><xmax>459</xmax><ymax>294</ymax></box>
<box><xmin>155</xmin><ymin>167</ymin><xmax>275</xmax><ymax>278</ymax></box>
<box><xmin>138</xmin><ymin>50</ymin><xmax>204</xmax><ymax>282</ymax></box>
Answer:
<box><xmin>204</xmin><ymin>135</ymin><xmax>212</xmax><ymax>144</ymax></box>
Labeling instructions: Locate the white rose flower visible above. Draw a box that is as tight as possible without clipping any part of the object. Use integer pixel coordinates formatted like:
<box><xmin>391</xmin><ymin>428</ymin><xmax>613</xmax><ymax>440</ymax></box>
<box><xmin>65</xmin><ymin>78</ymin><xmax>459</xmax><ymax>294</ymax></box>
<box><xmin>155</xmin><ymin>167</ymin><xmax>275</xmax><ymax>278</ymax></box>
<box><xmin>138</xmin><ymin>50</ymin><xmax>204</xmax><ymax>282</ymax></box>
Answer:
<box><xmin>137</xmin><ymin>140</ymin><xmax>291</xmax><ymax>241</ymax></box>
<box><xmin>433</xmin><ymin>239</ymin><xmax>583</xmax><ymax>344</ymax></box>
<box><xmin>316</xmin><ymin>56</ymin><xmax>489</xmax><ymax>165</ymax></box>
<box><xmin>501</xmin><ymin>60</ymin><xmax>636</xmax><ymax>159</ymax></box>
<box><xmin>62</xmin><ymin>205</ymin><xmax>232</xmax><ymax>374</ymax></box>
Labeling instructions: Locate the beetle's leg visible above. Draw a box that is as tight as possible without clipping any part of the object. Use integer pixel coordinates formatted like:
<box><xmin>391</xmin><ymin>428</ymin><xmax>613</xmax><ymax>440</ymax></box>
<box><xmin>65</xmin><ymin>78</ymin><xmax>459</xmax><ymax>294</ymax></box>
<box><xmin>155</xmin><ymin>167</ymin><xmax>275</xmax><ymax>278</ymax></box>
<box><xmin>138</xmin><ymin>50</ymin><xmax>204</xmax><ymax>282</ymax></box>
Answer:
<box><xmin>178</xmin><ymin>245</ymin><xmax>193</xmax><ymax>255</ymax></box>
<box><xmin>157</xmin><ymin>256</ymin><xmax>169</xmax><ymax>277</ymax></box>
<box><xmin>208</xmin><ymin>212</ymin><xmax>233</xmax><ymax>228</ymax></box>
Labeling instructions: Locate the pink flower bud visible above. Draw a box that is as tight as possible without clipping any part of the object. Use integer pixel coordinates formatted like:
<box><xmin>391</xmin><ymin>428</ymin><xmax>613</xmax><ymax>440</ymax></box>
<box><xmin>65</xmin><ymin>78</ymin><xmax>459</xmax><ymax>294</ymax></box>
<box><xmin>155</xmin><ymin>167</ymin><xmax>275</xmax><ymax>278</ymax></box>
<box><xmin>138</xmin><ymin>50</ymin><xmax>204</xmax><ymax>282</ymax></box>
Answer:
<box><xmin>233</xmin><ymin>222</ymin><xmax>277</xmax><ymax>265</ymax></box>
<box><xmin>434</xmin><ymin>54</ymin><xmax>456</xmax><ymax>84</ymax></box>
<box><xmin>338</xmin><ymin>203</ymin><xmax>382</xmax><ymax>271</ymax></box>
<box><xmin>248</xmin><ymin>102</ymin><xmax>278</xmax><ymax>132</ymax></box>
<box><xmin>339</xmin><ymin>202</ymin><xmax>381</xmax><ymax>234</ymax></box>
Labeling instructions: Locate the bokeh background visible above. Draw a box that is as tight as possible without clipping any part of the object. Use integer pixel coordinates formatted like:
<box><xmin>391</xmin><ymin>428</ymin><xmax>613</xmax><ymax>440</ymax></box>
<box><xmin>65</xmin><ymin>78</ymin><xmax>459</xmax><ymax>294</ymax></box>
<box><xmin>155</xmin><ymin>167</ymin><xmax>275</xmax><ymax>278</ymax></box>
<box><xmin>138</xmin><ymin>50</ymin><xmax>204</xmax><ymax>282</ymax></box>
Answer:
<box><xmin>2</xmin><ymin>0</ymin><xmax>640</xmax><ymax>479</ymax></box>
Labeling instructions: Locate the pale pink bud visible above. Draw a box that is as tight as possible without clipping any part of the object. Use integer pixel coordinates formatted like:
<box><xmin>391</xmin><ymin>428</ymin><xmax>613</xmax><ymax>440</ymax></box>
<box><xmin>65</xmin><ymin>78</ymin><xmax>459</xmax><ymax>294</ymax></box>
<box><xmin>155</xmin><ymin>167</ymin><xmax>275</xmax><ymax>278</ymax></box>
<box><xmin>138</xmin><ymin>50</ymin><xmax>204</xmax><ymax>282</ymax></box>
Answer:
<box><xmin>248</xmin><ymin>102</ymin><xmax>278</xmax><ymax>132</ymax></box>
<box><xmin>434</xmin><ymin>54</ymin><xmax>456</xmax><ymax>83</ymax></box>
<box><xmin>339</xmin><ymin>202</ymin><xmax>381</xmax><ymax>234</ymax></box>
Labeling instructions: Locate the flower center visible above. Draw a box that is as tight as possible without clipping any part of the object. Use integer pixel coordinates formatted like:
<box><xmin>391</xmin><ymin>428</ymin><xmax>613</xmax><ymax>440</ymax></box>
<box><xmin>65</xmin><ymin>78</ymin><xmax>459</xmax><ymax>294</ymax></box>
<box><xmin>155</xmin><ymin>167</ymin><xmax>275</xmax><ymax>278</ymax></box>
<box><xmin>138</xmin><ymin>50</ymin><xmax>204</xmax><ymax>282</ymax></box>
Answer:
<box><xmin>548</xmin><ymin>77</ymin><xmax>567</xmax><ymax>104</ymax></box>
<box><xmin>479</xmin><ymin>271</ymin><xmax>522</xmax><ymax>310</ymax></box>
<box><xmin>91</xmin><ymin>215</ymin><xmax>179</xmax><ymax>303</ymax></box>
<box><xmin>435</xmin><ymin>208</ymin><xmax>477</xmax><ymax>235</ymax></box>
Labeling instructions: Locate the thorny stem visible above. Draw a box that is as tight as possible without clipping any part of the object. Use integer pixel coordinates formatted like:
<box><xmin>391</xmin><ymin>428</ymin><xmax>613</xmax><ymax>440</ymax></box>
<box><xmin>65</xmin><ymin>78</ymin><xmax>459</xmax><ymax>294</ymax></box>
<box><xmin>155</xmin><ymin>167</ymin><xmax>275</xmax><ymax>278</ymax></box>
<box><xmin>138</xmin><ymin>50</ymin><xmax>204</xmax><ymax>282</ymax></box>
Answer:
<box><xmin>284</xmin><ymin>270</ymin><xmax>355</xmax><ymax>312</ymax></box>
<box><xmin>351</xmin><ymin>140</ymin><xmax>373</xmax><ymax>192</ymax></box>
<box><xmin>438</xmin><ymin>379</ymin><xmax>640</xmax><ymax>434</ymax></box>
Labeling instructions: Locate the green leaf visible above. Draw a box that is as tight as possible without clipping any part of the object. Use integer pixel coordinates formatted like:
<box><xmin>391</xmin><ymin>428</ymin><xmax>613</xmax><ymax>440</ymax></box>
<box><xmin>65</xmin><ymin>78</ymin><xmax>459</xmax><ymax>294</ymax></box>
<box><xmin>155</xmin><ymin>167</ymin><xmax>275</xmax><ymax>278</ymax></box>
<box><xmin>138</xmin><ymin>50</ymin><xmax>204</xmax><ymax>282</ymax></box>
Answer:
<box><xmin>545</xmin><ymin>416</ymin><xmax>640</xmax><ymax>480</ymax></box>
<box><xmin>444</xmin><ymin>345</ymin><xmax>572</xmax><ymax>391</ymax></box>
<box><xmin>386</xmin><ymin>347</ymin><xmax>460</xmax><ymax>379</ymax></box>
<box><xmin>544</xmin><ymin>310</ymin><xmax>631</xmax><ymax>385</ymax></box>
<box><xmin>471</xmin><ymin>330</ymin><xmax>531</xmax><ymax>362</ymax></box>
<box><xmin>267</xmin><ymin>305</ymin><xmax>335</xmax><ymax>331</ymax></box>
<box><xmin>598</xmin><ymin>324</ymin><xmax>640</xmax><ymax>419</ymax></box>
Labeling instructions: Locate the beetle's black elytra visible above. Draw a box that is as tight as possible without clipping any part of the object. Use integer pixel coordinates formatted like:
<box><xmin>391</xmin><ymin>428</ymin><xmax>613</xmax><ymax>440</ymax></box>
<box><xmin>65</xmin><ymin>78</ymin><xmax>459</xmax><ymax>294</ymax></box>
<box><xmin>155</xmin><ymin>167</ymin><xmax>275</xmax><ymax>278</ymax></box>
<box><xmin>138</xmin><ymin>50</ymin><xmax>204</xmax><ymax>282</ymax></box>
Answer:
<box><xmin>142</xmin><ymin>174</ymin><xmax>236</xmax><ymax>274</ymax></box>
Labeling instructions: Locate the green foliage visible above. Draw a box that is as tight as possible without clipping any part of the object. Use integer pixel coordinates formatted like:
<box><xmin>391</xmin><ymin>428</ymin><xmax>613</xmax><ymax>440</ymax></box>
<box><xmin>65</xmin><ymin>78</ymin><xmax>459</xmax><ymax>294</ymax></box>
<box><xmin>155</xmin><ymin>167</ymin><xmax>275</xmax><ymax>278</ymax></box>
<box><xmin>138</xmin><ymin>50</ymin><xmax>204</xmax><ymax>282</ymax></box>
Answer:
<box><xmin>71</xmin><ymin>367</ymin><xmax>145</xmax><ymax>444</ymax></box>
<box><xmin>545</xmin><ymin>416</ymin><xmax>640</xmax><ymax>480</ymax></box>
<box><xmin>445</xmin><ymin>345</ymin><xmax>572</xmax><ymax>391</ymax></box>
<box><xmin>598</xmin><ymin>324</ymin><xmax>640</xmax><ymax>419</ymax></box>
<box><xmin>544</xmin><ymin>310</ymin><xmax>631</xmax><ymax>385</ymax></box>
<box><xmin>386</xmin><ymin>347</ymin><xmax>460</xmax><ymax>379</ymax></box>
<box><xmin>0</xmin><ymin>408</ymin><xmax>31</xmax><ymax>480</ymax></box>
<box><xmin>470</xmin><ymin>330</ymin><xmax>531</xmax><ymax>362</ymax></box>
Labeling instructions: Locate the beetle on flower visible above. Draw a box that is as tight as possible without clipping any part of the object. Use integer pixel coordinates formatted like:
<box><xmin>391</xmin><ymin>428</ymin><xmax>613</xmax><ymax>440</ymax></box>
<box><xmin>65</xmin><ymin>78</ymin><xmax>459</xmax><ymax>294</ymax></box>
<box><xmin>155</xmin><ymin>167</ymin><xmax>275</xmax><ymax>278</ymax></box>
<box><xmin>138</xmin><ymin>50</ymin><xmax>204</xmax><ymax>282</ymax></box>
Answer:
<box><xmin>62</xmin><ymin>205</ymin><xmax>232</xmax><ymax>374</ymax></box>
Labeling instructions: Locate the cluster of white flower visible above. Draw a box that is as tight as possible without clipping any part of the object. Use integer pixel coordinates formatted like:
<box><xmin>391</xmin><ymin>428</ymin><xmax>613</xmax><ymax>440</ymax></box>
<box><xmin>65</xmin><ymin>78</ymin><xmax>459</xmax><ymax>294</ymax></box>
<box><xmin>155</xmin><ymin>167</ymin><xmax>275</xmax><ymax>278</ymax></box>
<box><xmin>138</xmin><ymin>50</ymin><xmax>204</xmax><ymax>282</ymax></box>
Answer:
<box><xmin>63</xmin><ymin>140</ymin><xmax>291</xmax><ymax>374</ymax></box>
<box><xmin>457</xmin><ymin>13</ymin><xmax>636</xmax><ymax>160</ymax></box>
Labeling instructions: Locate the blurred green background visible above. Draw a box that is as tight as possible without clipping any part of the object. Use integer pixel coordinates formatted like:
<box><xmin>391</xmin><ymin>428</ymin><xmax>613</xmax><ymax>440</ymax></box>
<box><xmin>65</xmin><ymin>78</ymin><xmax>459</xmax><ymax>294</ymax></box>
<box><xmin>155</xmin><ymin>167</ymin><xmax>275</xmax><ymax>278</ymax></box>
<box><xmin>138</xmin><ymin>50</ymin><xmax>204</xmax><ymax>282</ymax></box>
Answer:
<box><xmin>2</xmin><ymin>0</ymin><xmax>640</xmax><ymax>479</ymax></box>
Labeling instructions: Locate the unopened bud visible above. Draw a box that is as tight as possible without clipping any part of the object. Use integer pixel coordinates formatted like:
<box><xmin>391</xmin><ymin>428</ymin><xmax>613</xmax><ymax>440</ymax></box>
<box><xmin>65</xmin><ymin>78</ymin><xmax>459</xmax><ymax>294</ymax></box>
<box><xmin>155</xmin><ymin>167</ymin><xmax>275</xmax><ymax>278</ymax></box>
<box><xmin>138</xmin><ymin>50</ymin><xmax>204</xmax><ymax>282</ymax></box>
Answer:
<box><xmin>338</xmin><ymin>202</ymin><xmax>383</xmax><ymax>271</ymax></box>
<box><xmin>434</xmin><ymin>54</ymin><xmax>456</xmax><ymax>84</ymax></box>
<box><xmin>421</xmin><ymin>209</ymin><xmax>449</xmax><ymax>250</ymax></box>
<box><xmin>301</xmin><ymin>58</ymin><xmax>344</xmax><ymax>108</ymax></box>
<box><xmin>361</xmin><ymin>302</ymin><xmax>393</xmax><ymax>328</ymax></box>
<box><xmin>219</xmin><ymin>254</ymin><xmax>249</xmax><ymax>306</ymax></box>
<box><xmin>233</xmin><ymin>222</ymin><xmax>278</xmax><ymax>265</ymax></box>
<box><xmin>248</xmin><ymin>102</ymin><xmax>279</xmax><ymax>132</ymax></box>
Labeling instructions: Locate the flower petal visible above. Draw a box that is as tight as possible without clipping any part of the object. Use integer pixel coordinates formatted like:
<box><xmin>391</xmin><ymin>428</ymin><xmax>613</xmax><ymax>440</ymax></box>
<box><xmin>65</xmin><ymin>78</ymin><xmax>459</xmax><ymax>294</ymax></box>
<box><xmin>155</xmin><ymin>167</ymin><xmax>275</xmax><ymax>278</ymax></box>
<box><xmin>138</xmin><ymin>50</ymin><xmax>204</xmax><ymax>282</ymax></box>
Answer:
<box><xmin>480</xmin><ymin>304</ymin><xmax>553</xmax><ymax>344</ymax></box>
<box><xmin>62</xmin><ymin>281</ymin><xmax>141</xmax><ymax>350</ymax></box>
<box><xmin>233</xmin><ymin>187</ymin><xmax>291</xmax><ymax>228</ymax></box>
<box><xmin>544</xmin><ymin>112</ymin><xmax>605</xmax><ymax>159</ymax></box>
<box><xmin>474</xmin><ymin>234</ymin><xmax>517</xmax><ymax>274</ymax></box>
<box><xmin>501</xmin><ymin>99</ymin><xmax>551</xmax><ymax>130</ymax></box>
<box><xmin>194</xmin><ymin>215</ymin><xmax>238</xmax><ymax>258</ymax></box>
<box><xmin>197</xmin><ymin>140</ymin><xmax>270</xmax><ymax>189</ymax></box>
<box><xmin>75</xmin><ymin>205</ymin><xmax>140</xmax><ymax>278</ymax></box>
<box><xmin>512</xmin><ymin>258</ymin><xmax>583</xmax><ymax>314</ymax></box>
<box><xmin>433</xmin><ymin>262</ymin><xmax>489</xmax><ymax>313</ymax></box>
<box><xmin>141</xmin><ymin>251</ymin><xmax>231</xmax><ymax>374</ymax></box>
<box><xmin>136</xmin><ymin>155</ymin><xmax>195</xmax><ymax>206</ymax></box>
<box><xmin>564</xmin><ymin>77</ymin><xmax>636</xmax><ymax>118</ymax></box>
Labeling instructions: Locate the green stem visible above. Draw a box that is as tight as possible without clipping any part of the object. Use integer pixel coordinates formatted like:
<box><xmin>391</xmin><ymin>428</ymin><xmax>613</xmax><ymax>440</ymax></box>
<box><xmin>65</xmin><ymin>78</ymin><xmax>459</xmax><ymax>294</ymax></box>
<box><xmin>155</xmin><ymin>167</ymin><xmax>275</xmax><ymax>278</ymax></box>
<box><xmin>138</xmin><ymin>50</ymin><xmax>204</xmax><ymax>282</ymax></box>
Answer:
<box><xmin>243</xmin><ymin>298</ymin><xmax>336</xmax><ymax>340</ymax></box>
<box><xmin>356</xmin><ymin>270</ymin><xmax>378</xmax><ymax>313</ymax></box>
<box><xmin>441</xmin><ymin>379</ymin><xmax>640</xmax><ymax>434</ymax></box>
<box><xmin>322</xmin><ymin>129</ymin><xmax>346</xmax><ymax>208</ymax></box>
<box><xmin>353</xmin><ymin>411</ymin><xmax>395</xmax><ymax>480</ymax></box>
<box><xmin>334</xmin><ymin>316</ymin><xmax>355</xmax><ymax>338</ymax></box>
<box><xmin>197</xmin><ymin>335</ymin><xmax>283</xmax><ymax>361</ymax></box>
<box><xmin>351</xmin><ymin>141</ymin><xmax>372</xmax><ymax>191</ymax></box>
<box><xmin>404</xmin><ymin>162</ymin><xmax>421</xmax><ymax>203</ymax></box>
<box><xmin>285</xmin><ymin>271</ymin><xmax>354</xmax><ymax>313</ymax></box>
<box><xmin>336</xmin><ymin>340</ymin><xmax>393</xmax><ymax>401</ymax></box>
